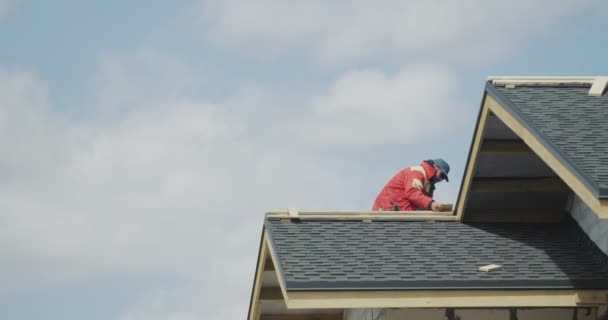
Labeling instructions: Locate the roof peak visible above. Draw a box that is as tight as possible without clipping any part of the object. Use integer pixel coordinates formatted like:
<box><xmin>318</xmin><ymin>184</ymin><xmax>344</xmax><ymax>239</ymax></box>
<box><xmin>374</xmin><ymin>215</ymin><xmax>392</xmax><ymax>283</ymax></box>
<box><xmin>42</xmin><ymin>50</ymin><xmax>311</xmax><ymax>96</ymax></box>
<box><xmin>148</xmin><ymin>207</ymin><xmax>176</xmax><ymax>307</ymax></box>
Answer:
<box><xmin>488</xmin><ymin>76</ymin><xmax>608</xmax><ymax>96</ymax></box>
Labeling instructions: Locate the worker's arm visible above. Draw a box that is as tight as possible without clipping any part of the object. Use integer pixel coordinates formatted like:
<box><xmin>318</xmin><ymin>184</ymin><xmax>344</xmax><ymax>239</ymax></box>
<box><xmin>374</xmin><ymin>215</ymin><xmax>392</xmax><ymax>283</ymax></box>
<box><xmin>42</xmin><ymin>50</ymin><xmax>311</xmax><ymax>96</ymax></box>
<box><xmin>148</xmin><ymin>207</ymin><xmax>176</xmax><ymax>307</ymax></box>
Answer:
<box><xmin>403</xmin><ymin>171</ymin><xmax>434</xmax><ymax>210</ymax></box>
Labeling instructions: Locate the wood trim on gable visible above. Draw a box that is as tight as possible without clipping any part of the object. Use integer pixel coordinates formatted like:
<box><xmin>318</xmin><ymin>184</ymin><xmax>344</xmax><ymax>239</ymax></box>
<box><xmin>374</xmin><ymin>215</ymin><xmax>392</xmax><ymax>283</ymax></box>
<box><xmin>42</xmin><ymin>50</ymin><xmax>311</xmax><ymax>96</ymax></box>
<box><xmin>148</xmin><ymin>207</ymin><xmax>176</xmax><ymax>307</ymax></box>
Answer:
<box><xmin>248</xmin><ymin>231</ymin><xmax>270</xmax><ymax>320</ymax></box>
<box><xmin>456</xmin><ymin>97</ymin><xmax>491</xmax><ymax>221</ymax></box>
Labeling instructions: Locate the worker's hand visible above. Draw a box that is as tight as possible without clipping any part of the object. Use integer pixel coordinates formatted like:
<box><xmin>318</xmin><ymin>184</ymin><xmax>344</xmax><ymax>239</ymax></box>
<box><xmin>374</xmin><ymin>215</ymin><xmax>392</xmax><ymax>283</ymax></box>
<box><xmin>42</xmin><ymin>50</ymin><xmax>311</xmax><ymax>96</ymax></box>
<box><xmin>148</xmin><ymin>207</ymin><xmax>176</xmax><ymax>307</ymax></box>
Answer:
<box><xmin>431</xmin><ymin>202</ymin><xmax>453</xmax><ymax>212</ymax></box>
<box><xmin>431</xmin><ymin>202</ymin><xmax>440</xmax><ymax>212</ymax></box>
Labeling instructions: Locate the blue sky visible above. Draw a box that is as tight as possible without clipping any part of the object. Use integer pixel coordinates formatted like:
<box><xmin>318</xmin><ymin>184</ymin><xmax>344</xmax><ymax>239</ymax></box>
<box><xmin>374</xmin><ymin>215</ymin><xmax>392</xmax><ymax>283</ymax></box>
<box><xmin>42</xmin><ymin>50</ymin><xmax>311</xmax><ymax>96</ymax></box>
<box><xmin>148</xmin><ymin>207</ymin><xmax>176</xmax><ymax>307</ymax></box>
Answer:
<box><xmin>1</xmin><ymin>1</ymin><xmax>608</xmax><ymax>319</ymax></box>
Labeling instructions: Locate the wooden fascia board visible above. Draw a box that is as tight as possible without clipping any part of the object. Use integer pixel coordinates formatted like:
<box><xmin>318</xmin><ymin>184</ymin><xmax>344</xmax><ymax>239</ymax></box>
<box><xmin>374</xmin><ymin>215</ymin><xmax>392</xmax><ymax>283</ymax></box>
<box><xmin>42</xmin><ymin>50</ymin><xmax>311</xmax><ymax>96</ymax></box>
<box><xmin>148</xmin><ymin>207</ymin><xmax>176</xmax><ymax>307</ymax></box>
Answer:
<box><xmin>248</xmin><ymin>229</ymin><xmax>270</xmax><ymax>320</ymax></box>
<box><xmin>455</xmin><ymin>94</ymin><xmax>491</xmax><ymax>221</ymax></box>
<box><xmin>267</xmin><ymin>214</ymin><xmax>458</xmax><ymax>222</ymax></box>
<box><xmin>266</xmin><ymin>211</ymin><xmax>457</xmax><ymax>223</ymax></box>
<box><xmin>484</xmin><ymin>90</ymin><xmax>608</xmax><ymax>218</ymax></box>
<box><xmin>285</xmin><ymin>290</ymin><xmax>608</xmax><ymax>309</ymax></box>
<box><xmin>267</xmin><ymin>210</ymin><xmax>453</xmax><ymax>216</ymax></box>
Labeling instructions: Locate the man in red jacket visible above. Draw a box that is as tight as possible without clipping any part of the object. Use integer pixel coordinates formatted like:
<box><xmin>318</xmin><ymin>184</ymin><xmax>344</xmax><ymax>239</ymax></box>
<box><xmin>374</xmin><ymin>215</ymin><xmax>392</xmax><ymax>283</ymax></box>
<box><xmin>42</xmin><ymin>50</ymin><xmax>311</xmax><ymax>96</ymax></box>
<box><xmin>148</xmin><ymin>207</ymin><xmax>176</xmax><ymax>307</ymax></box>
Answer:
<box><xmin>372</xmin><ymin>159</ymin><xmax>451</xmax><ymax>212</ymax></box>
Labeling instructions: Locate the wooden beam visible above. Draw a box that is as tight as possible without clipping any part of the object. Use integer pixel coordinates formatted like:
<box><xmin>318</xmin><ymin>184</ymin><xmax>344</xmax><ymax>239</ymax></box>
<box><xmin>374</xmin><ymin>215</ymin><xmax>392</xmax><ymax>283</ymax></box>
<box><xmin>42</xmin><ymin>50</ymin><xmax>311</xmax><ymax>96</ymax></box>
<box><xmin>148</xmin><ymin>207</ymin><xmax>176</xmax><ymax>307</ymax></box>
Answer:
<box><xmin>249</xmin><ymin>233</ymin><xmax>270</xmax><ymax>320</ymax></box>
<box><xmin>266</xmin><ymin>211</ymin><xmax>456</xmax><ymax>222</ymax></box>
<box><xmin>464</xmin><ymin>209</ymin><xmax>566</xmax><ymax>223</ymax></box>
<box><xmin>456</xmin><ymin>100</ymin><xmax>491</xmax><ymax>221</ymax></box>
<box><xmin>470</xmin><ymin>178</ymin><xmax>569</xmax><ymax>193</ymax></box>
<box><xmin>479</xmin><ymin>140</ymin><xmax>532</xmax><ymax>153</ymax></box>
<box><xmin>286</xmin><ymin>290</ymin><xmax>608</xmax><ymax>309</ymax></box>
<box><xmin>267</xmin><ymin>211</ymin><xmax>453</xmax><ymax>216</ymax></box>
<box><xmin>576</xmin><ymin>292</ymin><xmax>608</xmax><ymax>305</ymax></box>
<box><xmin>266</xmin><ymin>214</ymin><xmax>458</xmax><ymax>222</ymax></box>
<box><xmin>255</xmin><ymin>302</ymin><xmax>262</xmax><ymax>320</ymax></box>
<box><xmin>485</xmin><ymin>94</ymin><xmax>608</xmax><ymax>218</ymax></box>
<box><xmin>261</xmin><ymin>314</ymin><xmax>343</xmax><ymax>320</ymax></box>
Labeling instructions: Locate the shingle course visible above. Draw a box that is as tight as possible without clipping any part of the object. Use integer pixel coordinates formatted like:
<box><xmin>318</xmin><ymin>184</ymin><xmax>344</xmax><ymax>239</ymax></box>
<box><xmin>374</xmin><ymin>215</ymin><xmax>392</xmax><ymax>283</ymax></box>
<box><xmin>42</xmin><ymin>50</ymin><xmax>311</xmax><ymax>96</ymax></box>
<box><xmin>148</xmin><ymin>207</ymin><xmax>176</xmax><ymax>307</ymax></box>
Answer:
<box><xmin>265</xmin><ymin>218</ymin><xmax>608</xmax><ymax>290</ymax></box>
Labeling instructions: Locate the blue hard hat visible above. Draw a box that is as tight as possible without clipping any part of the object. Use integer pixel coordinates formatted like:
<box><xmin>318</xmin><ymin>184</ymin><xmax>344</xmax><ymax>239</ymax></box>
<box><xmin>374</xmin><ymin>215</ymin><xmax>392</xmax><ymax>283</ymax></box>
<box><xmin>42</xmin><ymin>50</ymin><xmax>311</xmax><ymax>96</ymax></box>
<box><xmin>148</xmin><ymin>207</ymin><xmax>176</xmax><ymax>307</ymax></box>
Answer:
<box><xmin>433</xmin><ymin>158</ymin><xmax>450</xmax><ymax>182</ymax></box>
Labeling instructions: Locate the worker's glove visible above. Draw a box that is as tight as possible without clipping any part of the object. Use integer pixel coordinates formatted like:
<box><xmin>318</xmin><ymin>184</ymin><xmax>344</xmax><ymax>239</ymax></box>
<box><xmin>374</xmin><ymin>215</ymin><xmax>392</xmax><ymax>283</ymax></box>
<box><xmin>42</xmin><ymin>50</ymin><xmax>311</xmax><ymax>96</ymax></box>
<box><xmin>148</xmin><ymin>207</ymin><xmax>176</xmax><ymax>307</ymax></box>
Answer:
<box><xmin>431</xmin><ymin>202</ymin><xmax>453</xmax><ymax>212</ymax></box>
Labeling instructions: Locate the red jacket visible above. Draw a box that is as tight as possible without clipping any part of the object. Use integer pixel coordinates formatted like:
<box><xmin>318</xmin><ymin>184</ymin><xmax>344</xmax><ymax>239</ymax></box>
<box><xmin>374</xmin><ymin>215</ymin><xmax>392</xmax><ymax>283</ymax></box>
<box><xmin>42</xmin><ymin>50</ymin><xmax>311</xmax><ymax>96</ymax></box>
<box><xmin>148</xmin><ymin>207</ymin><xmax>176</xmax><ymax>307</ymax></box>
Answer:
<box><xmin>372</xmin><ymin>161</ymin><xmax>436</xmax><ymax>211</ymax></box>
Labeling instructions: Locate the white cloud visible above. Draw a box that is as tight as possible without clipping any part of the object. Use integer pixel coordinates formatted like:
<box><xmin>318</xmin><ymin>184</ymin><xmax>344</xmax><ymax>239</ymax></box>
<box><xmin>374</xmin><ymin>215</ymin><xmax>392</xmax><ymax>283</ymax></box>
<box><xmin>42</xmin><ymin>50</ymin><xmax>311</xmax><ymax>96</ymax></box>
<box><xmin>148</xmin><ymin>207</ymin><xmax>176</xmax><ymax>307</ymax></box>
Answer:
<box><xmin>0</xmin><ymin>0</ymin><xmax>18</xmax><ymax>18</ymax></box>
<box><xmin>0</xmin><ymin>49</ymin><xmax>468</xmax><ymax>318</ymax></box>
<box><xmin>293</xmin><ymin>63</ymin><xmax>468</xmax><ymax>145</ymax></box>
<box><xmin>94</xmin><ymin>49</ymin><xmax>206</xmax><ymax>115</ymax></box>
<box><xmin>118</xmin><ymin>258</ymin><xmax>252</xmax><ymax>320</ymax></box>
<box><xmin>0</xmin><ymin>54</ymin><xmax>368</xmax><ymax>318</ymax></box>
<box><xmin>0</xmin><ymin>66</ymin><xmax>252</xmax><ymax>288</ymax></box>
<box><xmin>199</xmin><ymin>0</ymin><xmax>590</xmax><ymax>65</ymax></box>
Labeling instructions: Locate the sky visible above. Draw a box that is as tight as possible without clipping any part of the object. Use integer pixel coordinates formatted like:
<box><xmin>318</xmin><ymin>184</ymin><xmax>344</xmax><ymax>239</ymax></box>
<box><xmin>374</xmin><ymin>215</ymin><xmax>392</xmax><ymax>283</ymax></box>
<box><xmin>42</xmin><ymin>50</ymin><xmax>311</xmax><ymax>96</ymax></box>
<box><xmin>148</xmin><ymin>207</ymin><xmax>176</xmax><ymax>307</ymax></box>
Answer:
<box><xmin>1</xmin><ymin>1</ymin><xmax>608</xmax><ymax>319</ymax></box>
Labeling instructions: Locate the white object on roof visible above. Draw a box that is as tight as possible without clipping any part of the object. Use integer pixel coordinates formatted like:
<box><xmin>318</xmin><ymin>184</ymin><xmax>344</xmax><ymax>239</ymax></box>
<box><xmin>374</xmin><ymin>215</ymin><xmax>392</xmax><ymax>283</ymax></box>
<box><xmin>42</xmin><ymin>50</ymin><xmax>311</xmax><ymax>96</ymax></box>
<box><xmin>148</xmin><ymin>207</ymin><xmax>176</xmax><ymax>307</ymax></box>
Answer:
<box><xmin>288</xmin><ymin>207</ymin><xmax>299</xmax><ymax>218</ymax></box>
<box><xmin>589</xmin><ymin>77</ymin><xmax>608</xmax><ymax>96</ymax></box>
<box><xmin>488</xmin><ymin>76</ymin><xmax>608</xmax><ymax>96</ymax></box>
<box><xmin>479</xmin><ymin>264</ymin><xmax>502</xmax><ymax>272</ymax></box>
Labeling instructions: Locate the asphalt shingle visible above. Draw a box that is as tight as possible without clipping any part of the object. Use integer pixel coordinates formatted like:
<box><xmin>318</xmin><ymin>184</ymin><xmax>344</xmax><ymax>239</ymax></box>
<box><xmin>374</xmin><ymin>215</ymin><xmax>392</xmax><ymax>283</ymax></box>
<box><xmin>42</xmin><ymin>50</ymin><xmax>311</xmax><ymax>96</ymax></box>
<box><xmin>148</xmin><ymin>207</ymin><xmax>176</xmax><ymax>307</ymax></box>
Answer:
<box><xmin>265</xmin><ymin>218</ymin><xmax>608</xmax><ymax>290</ymax></box>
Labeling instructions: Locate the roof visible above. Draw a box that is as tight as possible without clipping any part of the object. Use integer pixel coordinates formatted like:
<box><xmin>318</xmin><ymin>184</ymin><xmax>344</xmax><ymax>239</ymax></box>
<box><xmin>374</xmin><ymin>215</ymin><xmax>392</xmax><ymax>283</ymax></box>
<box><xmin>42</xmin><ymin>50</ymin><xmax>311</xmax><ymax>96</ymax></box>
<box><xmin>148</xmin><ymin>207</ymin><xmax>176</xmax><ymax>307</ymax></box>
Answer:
<box><xmin>265</xmin><ymin>217</ymin><xmax>608</xmax><ymax>291</ymax></box>
<box><xmin>485</xmin><ymin>81</ymin><xmax>608</xmax><ymax>198</ymax></box>
<box><xmin>248</xmin><ymin>77</ymin><xmax>608</xmax><ymax>317</ymax></box>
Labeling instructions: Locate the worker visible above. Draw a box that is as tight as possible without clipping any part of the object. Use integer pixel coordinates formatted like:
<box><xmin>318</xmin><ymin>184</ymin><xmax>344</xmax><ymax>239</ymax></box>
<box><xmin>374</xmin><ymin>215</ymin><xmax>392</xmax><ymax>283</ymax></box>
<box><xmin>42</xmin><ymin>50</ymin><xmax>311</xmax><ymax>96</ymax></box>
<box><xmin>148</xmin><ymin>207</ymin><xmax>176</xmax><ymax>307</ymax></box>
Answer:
<box><xmin>372</xmin><ymin>159</ymin><xmax>452</xmax><ymax>212</ymax></box>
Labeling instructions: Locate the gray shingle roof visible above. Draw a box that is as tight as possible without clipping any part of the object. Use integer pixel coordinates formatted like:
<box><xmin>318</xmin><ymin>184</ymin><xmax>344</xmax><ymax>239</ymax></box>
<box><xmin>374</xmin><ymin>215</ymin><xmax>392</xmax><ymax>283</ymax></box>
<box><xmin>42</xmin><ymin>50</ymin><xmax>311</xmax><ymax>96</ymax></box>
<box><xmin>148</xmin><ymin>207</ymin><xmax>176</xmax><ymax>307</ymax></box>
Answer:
<box><xmin>488</xmin><ymin>83</ymin><xmax>608</xmax><ymax>197</ymax></box>
<box><xmin>265</xmin><ymin>218</ymin><xmax>608</xmax><ymax>291</ymax></box>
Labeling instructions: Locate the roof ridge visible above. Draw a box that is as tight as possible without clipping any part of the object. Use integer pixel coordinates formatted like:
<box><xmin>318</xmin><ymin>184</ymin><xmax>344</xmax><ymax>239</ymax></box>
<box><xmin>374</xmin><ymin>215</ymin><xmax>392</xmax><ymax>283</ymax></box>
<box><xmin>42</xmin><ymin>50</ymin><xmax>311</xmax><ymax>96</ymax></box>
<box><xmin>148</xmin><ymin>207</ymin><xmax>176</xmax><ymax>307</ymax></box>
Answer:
<box><xmin>489</xmin><ymin>76</ymin><xmax>597</xmax><ymax>83</ymax></box>
<box><xmin>488</xmin><ymin>76</ymin><xmax>608</xmax><ymax>96</ymax></box>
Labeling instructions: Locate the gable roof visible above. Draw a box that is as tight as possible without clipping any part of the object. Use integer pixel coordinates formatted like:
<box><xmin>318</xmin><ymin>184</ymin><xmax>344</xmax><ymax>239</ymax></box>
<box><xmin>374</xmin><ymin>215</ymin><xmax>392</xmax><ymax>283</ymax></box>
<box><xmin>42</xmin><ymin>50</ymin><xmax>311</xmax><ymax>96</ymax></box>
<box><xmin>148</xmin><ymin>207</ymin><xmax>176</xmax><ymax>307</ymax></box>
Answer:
<box><xmin>456</xmin><ymin>76</ymin><xmax>608</xmax><ymax>221</ymax></box>
<box><xmin>265</xmin><ymin>217</ymin><xmax>608</xmax><ymax>291</ymax></box>
<box><xmin>486</xmin><ymin>82</ymin><xmax>608</xmax><ymax>198</ymax></box>
<box><xmin>247</xmin><ymin>77</ymin><xmax>608</xmax><ymax>317</ymax></box>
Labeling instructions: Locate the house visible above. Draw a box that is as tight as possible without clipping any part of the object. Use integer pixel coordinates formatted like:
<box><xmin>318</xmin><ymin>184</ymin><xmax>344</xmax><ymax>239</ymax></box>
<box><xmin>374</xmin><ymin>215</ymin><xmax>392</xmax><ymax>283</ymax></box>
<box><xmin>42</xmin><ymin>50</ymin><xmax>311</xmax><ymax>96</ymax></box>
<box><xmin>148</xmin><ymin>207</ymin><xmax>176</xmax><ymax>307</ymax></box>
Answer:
<box><xmin>247</xmin><ymin>76</ymin><xmax>608</xmax><ymax>320</ymax></box>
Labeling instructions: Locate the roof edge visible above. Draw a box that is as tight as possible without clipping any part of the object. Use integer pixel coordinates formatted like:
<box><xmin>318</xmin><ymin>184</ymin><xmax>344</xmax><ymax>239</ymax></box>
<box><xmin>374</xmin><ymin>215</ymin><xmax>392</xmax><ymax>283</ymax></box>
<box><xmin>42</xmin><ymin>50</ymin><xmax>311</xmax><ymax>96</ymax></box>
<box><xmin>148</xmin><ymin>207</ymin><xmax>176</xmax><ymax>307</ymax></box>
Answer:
<box><xmin>488</xmin><ymin>76</ymin><xmax>596</xmax><ymax>85</ymax></box>
<box><xmin>265</xmin><ymin>210</ymin><xmax>457</xmax><ymax>222</ymax></box>
<box><xmin>484</xmin><ymin>82</ymin><xmax>602</xmax><ymax>200</ymax></box>
<box><xmin>454</xmin><ymin>84</ymin><xmax>489</xmax><ymax>218</ymax></box>
<box><xmin>489</xmin><ymin>76</ymin><xmax>608</xmax><ymax>97</ymax></box>
<box><xmin>285</xmin><ymin>278</ymin><xmax>608</xmax><ymax>291</ymax></box>
<box><xmin>246</xmin><ymin>225</ymin><xmax>266</xmax><ymax>320</ymax></box>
